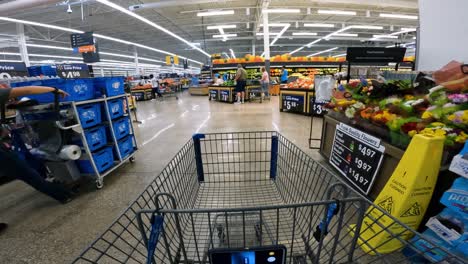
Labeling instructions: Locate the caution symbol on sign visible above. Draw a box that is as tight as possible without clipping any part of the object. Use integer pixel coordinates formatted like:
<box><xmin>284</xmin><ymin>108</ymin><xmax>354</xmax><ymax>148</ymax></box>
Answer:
<box><xmin>377</xmin><ymin>196</ymin><xmax>393</xmax><ymax>214</ymax></box>
<box><xmin>400</xmin><ymin>202</ymin><xmax>421</xmax><ymax>217</ymax></box>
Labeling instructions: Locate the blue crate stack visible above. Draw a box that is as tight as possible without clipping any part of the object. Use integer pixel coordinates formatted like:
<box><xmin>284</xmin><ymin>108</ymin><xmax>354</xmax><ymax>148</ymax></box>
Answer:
<box><xmin>11</xmin><ymin>75</ymin><xmax>135</xmax><ymax>176</ymax></box>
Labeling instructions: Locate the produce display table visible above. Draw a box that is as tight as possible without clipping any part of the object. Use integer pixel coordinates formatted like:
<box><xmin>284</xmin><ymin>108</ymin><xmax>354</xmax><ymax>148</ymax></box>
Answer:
<box><xmin>131</xmin><ymin>89</ymin><xmax>153</xmax><ymax>101</ymax></box>
<box><xmin>209</xmin><ymin>86</ymin><xmax>235</xmax><ymax>103</ymax></box>
<box><xmin>319</xmin><ymin>113</ymin><xmax>404</xmax><ymax>200</ymax></box>
<box><xmin>279</xmin><ymin>87</ymin><xmax>314</xmax><ymax>115</ymax></box>
<box><xmin>189</xmin><ymin>86</ymin><xmax>209</xmax><ymax>96</ymax></box>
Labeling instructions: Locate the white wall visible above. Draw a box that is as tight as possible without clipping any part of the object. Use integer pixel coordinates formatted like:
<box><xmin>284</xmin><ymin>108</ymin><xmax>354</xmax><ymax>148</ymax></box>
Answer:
<box><xmin>417</xmin><ymin>0</ymin><xmax>468</xmax><ymax>70</ymax></box>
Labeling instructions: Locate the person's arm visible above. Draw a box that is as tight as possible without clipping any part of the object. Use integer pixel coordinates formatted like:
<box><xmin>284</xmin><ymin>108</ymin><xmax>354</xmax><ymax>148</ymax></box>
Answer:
<box><xmin>9</xmin><ymin>86</ymin><xmax>69</xmax><ymax>98</ymax></box>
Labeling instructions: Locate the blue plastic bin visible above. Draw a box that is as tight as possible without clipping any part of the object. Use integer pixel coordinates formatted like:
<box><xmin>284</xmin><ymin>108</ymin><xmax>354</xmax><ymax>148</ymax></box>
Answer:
<box><xmin>83</xmin><ymin>125</ymin><xmax>107</xmax><ymax>152</ymax></box>
<box><xmin>93</xmin><ymin>77</ymin><xmax>125</xmax><ymax>97</ymax></box>
<box><xmin>28</xmin><ymin>65</ymin><xmax>57</xmax><ymax>77</ymax></box>
<box><xmin>13</xmin><ymin>78</ymin><xmax>94</xmax><ymax>103</ymax></box>
<box><xmin>106</xmin><ymin>98</ymin><xmax>124</xmax><ymax>120</ymax></box>
<box><xmin>77</xmin><ymin>146</ymin><xmax>115</xmax><ymax>174</ymax></box>
<box><xmin>76</xmin><ymin>103</ymin><xmax>102</xmax><ymax>129</ymax></box>
<box><xmin>117</xmin><ymin>136</ymin><xmax>135</xmax><ymax>159</ymax></box>
<box><xmin>112</xmin><ymin>116</ymin><xmax>130</xmax><ymax>140</ymax></box>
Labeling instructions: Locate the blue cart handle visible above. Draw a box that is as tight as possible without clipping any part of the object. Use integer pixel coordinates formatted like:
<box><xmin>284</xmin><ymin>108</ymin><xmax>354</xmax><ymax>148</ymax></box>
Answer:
<box><xmin>146</xmin><ymin>215</ymin><xmax>164</xmax><ymax>264</ymax></box>
<box><xmin>313</xmin><ymin>199</ymin><xmax>340</xmax><ymax>242</ymax></box>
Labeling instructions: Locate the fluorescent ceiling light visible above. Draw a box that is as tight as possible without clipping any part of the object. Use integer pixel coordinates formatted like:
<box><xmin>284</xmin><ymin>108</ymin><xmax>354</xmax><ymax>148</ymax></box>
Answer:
<box><xmin>386</xmin><ymin>44</ymin><xmax>397</xmax><ymax>48</ymax></box>
<box><xmin>334</xmin><ymin>33</ymin><xmax>358</xmax><ymax>37</ymax></box>
<box><xmin>270</xmin><ymin>24</ymin><xmax>290</xmax><ymax>46</ymax></box>
<box><xmin>306</xmin><ymin>38</ymin><xmax>322</xmax><ymax>48</ymax></box>
<box><xmin>256</xmin><ymin>32</ymin><xmax>280</xmax><ymax>36</ymax></box>
<box><xmin>380</xmin><ymin>13</ymin><xmax>418</xmax><ymax>20</ymax></box>
<box><xmin>213</xmin><ymin>34</ymin><xmax>237</xmax><ymax>38</ymax></box>
<box><xmin>0</xmin><ymin>60</ymin><xmax>24</xmax><ymax>63</ymax></box>
<box><xmin>263</xmin><ymin>9</ymin><xmax>300</xmax><ymax>14</ymax></box>
<box><xmin>351</xmin><ymin>25</ymin><xmax>383</xmax><ymax>30</ymax></box>
<box><xmin>207</xmin><ymin>25</ymin><xmax>236</xmax><ymax>30</ymax></box>
<box><xmin>332</xmin><ymin>53</ymin><xmax>346</xmax><ymax>58</ymax></box>
<box><xmin>304</xmin><ymin>23</ymin><xmax>334</xmax><ymax>28</ymax></box>
<box><xmin>307</xmin><ymin>47</ymin><xmax>338</xmax><ymax>57</ymax></box>
<box><xmin>30</xmin><ymin>54</ymin><xmax>81</xmax><ymax>60</ymax></box>
<box><xmin>229</xmin><ymin>49</ymin><xmax>236</xmax><ymax>59</ymax></box>
<box><xmin>95</xmin><ymin>0</ymin><xmax>210</xmax><ymax>58</ymax></box>
<box><xmin>0</xmin><ymin>17</ymin><xmax>83</xmax><ymax>33</ymax></box>
<box><xmin>0</xmin><ymin>52</ymin><xmax>20</xmax><ymax>56</ymax></box>
<box><xmin>260</xmin><ymin>23</ymin><xmax>290</xmax><ymax>27</ymax></box>
<box><xmin>197</xmin><ymin>10</ymin><xmax>234</xmax><ymax>16</ymax></box>
<box><xmin>318</xmin><ymin>10</ymin><xmax>356</xmax><ymax>16</ymax></box>
<box><xmin>401</xmin><ymin>28</ymin><xmax>417</xmax><ymax>31</ymax></box>
<box><xmin>292</xmin><ymin>32</ymin><xmax>317</xmax><ymax>36</ymax></box>
<box><xmin>26</xmin><ymin>43</ymin><xmax>72</xmax><ymax>51</ymax></box>
<box><xmin>373</xmin><ymin>35</ymin><xmax>398</xmax><ymax>39</ymax></box>
<box><xmin>289</xmin><ymin>46</ymin><xmax>304</xmax><ymax>55</ymax></box>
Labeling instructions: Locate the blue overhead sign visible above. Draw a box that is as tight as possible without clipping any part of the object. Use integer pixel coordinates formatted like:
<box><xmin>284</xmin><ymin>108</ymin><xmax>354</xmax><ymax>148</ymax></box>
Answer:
<box><xmin>0</xmin><ymin>62</ymin><xmax>29</xmax><ymax>78</ymax></box>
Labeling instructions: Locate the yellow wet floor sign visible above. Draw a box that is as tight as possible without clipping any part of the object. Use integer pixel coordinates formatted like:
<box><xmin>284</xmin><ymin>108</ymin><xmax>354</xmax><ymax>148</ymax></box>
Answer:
<box><xmin>349</xmin><ymin>134</ymin><xmax>444</xmax><ymax>255</ymax></box>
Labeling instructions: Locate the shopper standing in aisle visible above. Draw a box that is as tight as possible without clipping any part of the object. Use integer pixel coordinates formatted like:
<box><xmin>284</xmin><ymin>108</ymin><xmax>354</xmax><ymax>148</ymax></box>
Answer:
<box><xmin>0</xmin><ymin>84</ymin><xmax>75</xmax><ymax>234</ymax></box>
<box><xmin>234</xmin><ymin>64</ymin><xmax>247</xmax><ymax>104</ymax></box>
<box><xmin>149</xmin><ymin>74</ymin><xmax>162</xmax><ymax>99</ymax></box>
<box><xmin>280</xmin><ymin>66</ymin><xmax>289</xmax><ymax>84</ymax></box>
<box><xmin>260</xmin><ymin>67</ymin><xmax>270</xmax><ymax>101</ymax></box>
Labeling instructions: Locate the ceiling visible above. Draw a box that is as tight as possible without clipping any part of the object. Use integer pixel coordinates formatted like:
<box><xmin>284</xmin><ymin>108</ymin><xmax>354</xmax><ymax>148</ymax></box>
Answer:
<box><xmin>0</xmin><ymin>0</ymin><xmax>419</xmax><ymax>68</ymax></box>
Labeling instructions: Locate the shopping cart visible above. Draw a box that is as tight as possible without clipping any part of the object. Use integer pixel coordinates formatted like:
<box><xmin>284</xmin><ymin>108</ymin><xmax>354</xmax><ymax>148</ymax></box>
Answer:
<box><xmin>158</xmin><ymin>82</ymin><xmax>179</xmax><ymax>100</ymax></box>
<box><xmin>73</xmin><ymin>132</ymin><xmax>465</xmax><ymax>264</ymax></box>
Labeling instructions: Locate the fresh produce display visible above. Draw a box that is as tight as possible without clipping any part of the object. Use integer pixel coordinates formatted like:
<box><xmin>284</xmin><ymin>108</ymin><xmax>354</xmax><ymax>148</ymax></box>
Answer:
<box><xmin>286</xmin><ymin>74</ymin><xmax>314</xmax><ymax>89</ymax></box>
<box><xmin>222</xmin><ymin>80</ymin><xmax>235</xmax><ymax>86</ymax></box>
<box><xmin>326</xmin><ymin>61</ymin><xmax>468</xmax><ymax>149</ymax></box>
<box><xmin>212</xmin><ymin>54</ymin><xmax>416</xmax><ymax>65</ymax></box>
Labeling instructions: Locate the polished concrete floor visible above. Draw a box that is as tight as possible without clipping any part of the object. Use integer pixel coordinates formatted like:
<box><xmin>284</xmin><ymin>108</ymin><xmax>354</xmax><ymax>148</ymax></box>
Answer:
<box><xmin>0</xmin><ymin>92</ymin><xmax>324</xmax><ymax>263</ymax></box>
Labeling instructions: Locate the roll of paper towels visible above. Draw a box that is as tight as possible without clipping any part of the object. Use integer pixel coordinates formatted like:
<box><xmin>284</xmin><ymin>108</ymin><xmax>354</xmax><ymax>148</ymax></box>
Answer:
<box><xmin>58</xmin><ymin>145</ymin><xmax>82</xmax><ymax>160</ymax></box>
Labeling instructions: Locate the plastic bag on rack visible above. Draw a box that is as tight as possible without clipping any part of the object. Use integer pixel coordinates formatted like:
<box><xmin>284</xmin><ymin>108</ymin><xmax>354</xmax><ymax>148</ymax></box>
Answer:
<box><xmin>432</xmin><ymin>61</ymin><xmax>468</xmax><ymax>91</ymax></box>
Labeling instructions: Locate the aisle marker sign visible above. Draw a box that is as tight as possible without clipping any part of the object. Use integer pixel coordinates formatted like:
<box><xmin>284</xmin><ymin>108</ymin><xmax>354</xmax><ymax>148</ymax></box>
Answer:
<box><xmin>0</xmin><ymin>62</ymin><xmax>29</xmax><ymax>78</ymax></box>
<box><xmin>329</xmin><ymin>123</ymin><xmax>385</xmax><ymax>194</ymax></box>
<box><xmin>166</xmin><ymin>56</ymin><xmax>179</xmax><ymax>65</ymax></box>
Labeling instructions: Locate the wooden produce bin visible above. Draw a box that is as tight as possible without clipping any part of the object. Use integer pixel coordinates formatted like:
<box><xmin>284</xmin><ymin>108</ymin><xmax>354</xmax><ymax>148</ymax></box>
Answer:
<box><xmin>279</xmin><ymin>88</ymin><xmax>314</xmax><ymax>115</ymax></box>
<box><xmin>319</xmin><ymin>114</ymin><xmax>404</xmax><ymax>200</ymax></box>
<box><xmin>189</xmin><ymin>86</ymin><xmax>209</xmax><ymax>96</ymax></box>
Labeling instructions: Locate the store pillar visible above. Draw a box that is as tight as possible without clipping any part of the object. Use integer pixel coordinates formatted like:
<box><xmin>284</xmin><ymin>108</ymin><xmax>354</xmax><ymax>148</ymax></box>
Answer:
<box><xmin>262</xmin><ymin>9</ymin><xmax>271</xmax><ymax>74</ymax></box>
<box><xmin>133</xmin><ymin>47</ymin><xmax>140</xmax><ymax>75</ymax></box>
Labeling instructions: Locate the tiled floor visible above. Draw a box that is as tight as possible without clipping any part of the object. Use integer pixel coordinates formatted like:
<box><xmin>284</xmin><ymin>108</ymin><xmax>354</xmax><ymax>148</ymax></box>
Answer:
<box><xmin>0</xmin><ymin>91</ymin><xmax>323</xmax><ymax>263</ymax></box>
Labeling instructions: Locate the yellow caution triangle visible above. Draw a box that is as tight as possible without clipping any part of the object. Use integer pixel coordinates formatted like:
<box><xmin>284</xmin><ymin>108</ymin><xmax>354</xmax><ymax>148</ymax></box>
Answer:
<box><xmin>349</xmin><ymin>134</ymin><xmax>444</xmax><ymax>255</ymax></box>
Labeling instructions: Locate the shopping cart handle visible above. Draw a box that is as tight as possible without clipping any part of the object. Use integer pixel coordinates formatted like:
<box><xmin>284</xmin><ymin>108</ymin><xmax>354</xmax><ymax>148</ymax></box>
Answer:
<box><xmin>146</xmin><ymin>215</ymin><xmax>164</xmax><ymax>264</ymax></box>
<box><xmin>313</xmin><ymin>200</ymin><xmax>340</xmax><ymax>242</ymax></box>
<box><xmin>55</xmin><ymin>121</ymin><xmax>80</xmax><ymax>131</ymax></box>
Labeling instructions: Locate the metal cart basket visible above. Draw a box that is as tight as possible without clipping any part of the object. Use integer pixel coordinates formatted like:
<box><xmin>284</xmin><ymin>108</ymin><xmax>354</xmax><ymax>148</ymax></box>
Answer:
<box><xmin>73</xmin><ymin>132</ymin><xmax>465</xmax><ymax>264</ymax></box>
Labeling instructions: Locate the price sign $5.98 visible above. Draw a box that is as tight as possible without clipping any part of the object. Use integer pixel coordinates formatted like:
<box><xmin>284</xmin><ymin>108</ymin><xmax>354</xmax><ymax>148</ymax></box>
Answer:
<box><xmin>285</xmin><ymin>100</ymin><xmax>298</xmax><ymax>110</ymax></box>
<box><xmin>282</xmin><ymin>95</ymin><xmax>303</xmax><ymax>112</ymax></box>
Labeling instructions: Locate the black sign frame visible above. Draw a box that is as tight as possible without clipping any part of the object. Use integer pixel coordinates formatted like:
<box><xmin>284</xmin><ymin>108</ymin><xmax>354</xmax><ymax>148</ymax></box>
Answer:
<box><xmin>281</xmin><ymin>93</ymin><xmax>305</xmax><ymax>113</ymax></box>
<box><xmin>0</xmin><ymin>62</ymin><xmax>29</xmax><ymax>78</ymax></box>
<box><xmin>70</xmin><ymin>32</ymin><xmax>94</xmax><ymax>48</ymax></box>
<box><xmin>56</xmin><ymin>63</ymin><xmax>90</xmax><ymax>79</ymax></box>
<box><xmin>346</xmin><ymin>47</ymin><xmax>406</xmax><ymax>63</ymax></box>
<box><xmin>329</xmin><ymin>123</ymin><xmax>385</xmax><ymax>194</ymax></box>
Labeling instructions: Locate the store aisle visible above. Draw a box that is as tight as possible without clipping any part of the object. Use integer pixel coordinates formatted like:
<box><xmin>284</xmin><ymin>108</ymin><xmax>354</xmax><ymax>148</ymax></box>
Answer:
<box><xmin>0</xmin><ymin>91</ymin><xmax>322</xmax><ymax>264</ymax></box>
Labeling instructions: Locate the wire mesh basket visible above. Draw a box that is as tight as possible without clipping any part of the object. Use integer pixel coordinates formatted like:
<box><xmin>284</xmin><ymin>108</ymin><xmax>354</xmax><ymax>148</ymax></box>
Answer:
<box><xmin>73</xmin><ymin>132</ymin><xmax>466</xmax><ymax>264</ymax></box>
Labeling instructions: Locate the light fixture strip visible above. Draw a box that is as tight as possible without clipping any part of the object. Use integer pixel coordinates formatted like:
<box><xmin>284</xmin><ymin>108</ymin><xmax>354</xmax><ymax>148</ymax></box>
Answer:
<box><xmin>303</xmin><ymin>23</ymin><xmax>334</xmax><ymax>28</ymax></box>
<box><xmin>307</xmin><ymin>47</ymin><xmax>338</xmax><ymax>57</ymax></box>
<box><xmin>229</xmin><ymin>49</ymin><xmax>236</xmax><ymax>59</ymax></box>
<box><xmin>197</xmin><ymin>10</ymin><xmax>235</xmax><ymax>16</ymax></box>
<box><xmin>292</xmin><ymin>32</ymin><xmax>317</xmax><ymax>36</ymax></box>
<box><xmin>263</xmin><ymin>9</ymin><xmax>300</xmax><ymax>14</ymax></box>
<box><xmin>380</xmin><ymin>13</ymin><xmax>418</xmax><ymax>20</ymax></box>
<box><xmin>207</xmin><ymin>25</ymin><xmax>236</xmax><ymax>30</ymax></box>
<box><xmin>270</xmin><ymin>24</ymin><xmax>290</xmax><ymax>46</ymax></box>
<box><xmin>318</xmin><ymin>10</ymin><xmax>356</xmax><ymax>16</ymax></box>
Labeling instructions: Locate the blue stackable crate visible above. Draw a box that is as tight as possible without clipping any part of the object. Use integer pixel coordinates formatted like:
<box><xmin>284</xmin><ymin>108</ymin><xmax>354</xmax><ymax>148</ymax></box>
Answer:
<box><xmin>112</xmin><ymin>116</ymin><xmax>130</xmax><ymax>140</ymax></box>
<box><xmin>76</xmin><ymin>103</ymin><xmax>102</xmax><ymax>129</ymax></box>
<box><xmin>83</xmin><ymin>125</ymin><xmax>107</xmax><ymax>152</ymax></box>
<box><xmin>77</xmin><ymin>146</ymin><xmax>115</xmax><ymax>174</ymax></box>
<box><xmin>93</xmin><ymin>77</ymin><xmax>125</xmax><ymax>97</ymax></box>
<box><xmin>28</xmin><ymin>65</ymin><xmax>57</xmax><ymax>77</ymax></box>
<box><xmin>106</xmin><ymin>98</ymin><xmax>125</xmax><ymax>120</ymax></box>
<box><xmin>13</xmin><ymin>78</ymin><xmax>94</xmax><ymax>103</ymax></box>
<box><xmin>117</xmin><ymin>135</ymin><xmax>135</xmax><ymax>159</ymax></box>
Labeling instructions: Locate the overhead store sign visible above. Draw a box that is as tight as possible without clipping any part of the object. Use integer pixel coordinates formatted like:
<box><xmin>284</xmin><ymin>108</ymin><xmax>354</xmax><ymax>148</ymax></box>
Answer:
<box><xmin>56</xmin><ymin>63</ymin><xmax>90</xmax><ymax>78</ymax></box>
<box><xmin>0</xmin><ymin>62</ymin><xmax>29</xmax><ymax>78</ymax></box>
<box><xmin>166</xmin><ymin>56</ymin><xmax>179</xmax><ymax>65</ymax></box>
<box><xmin>211</xmin><ymin>53</ymin><xmax>222</xmax><ymax>59</ymax></box>
<box><xmin>71</xmin><ymin>31</ymin><xmax>100</xmax><ymax>63</ymax></box>
<box><xmin>70</xmin><ymin>32</ymin><xmax>94</xmax><ymax>48</ymax></box>
<box><xmin>346</xmin><ymin>47</ymin><xmax>406</xmax><ymax>63</ymax></box>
